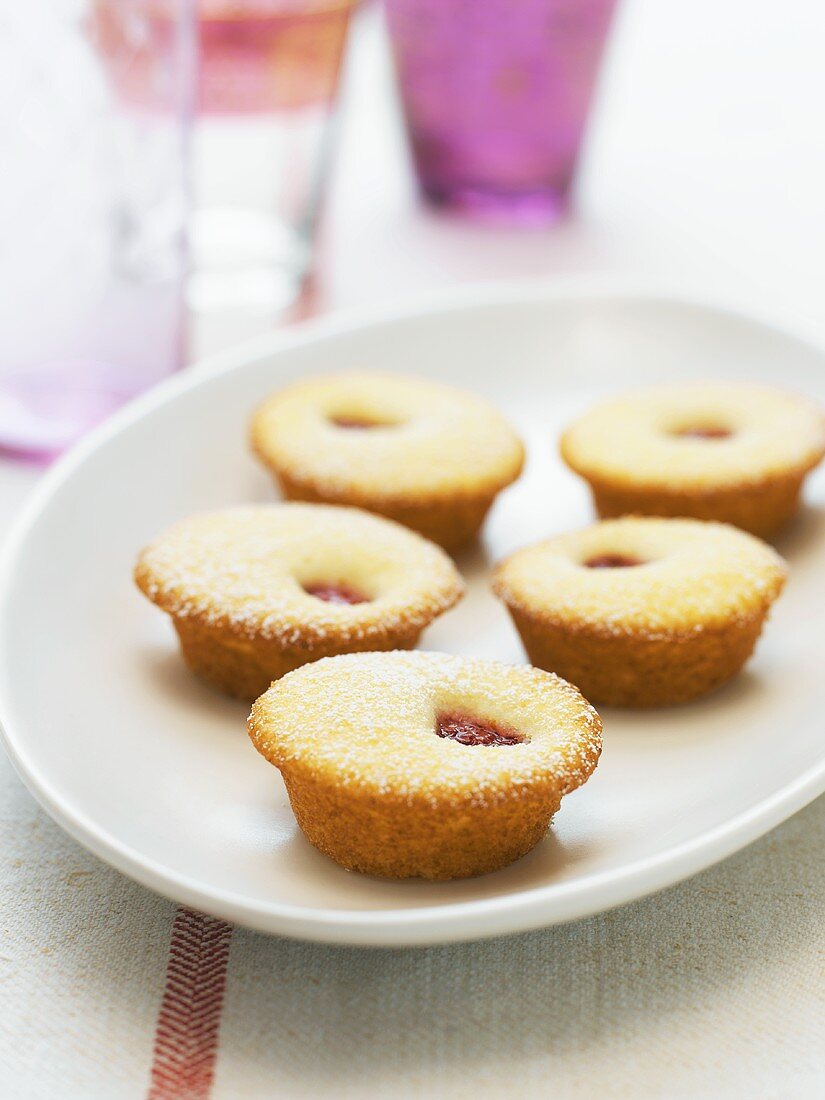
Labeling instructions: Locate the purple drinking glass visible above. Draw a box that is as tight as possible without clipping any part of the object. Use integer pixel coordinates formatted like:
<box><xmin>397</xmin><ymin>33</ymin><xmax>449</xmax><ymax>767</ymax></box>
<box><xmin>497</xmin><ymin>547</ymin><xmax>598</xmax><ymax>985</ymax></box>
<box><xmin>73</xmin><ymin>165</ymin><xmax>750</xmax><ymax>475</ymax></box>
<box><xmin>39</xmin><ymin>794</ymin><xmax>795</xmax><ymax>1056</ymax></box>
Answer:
<box><xmin>385</xmin><ymin>0</ymin><xmax>618</xmax><ymax>223</ymax></box>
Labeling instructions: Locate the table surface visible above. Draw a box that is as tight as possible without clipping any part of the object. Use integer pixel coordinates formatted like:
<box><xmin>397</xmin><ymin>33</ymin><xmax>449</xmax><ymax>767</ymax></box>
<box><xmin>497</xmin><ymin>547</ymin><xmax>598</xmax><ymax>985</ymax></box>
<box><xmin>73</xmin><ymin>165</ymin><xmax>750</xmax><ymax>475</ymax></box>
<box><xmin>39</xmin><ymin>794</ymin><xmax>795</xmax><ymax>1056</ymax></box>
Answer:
<box><xmin>2</xmin><ymin>2</ymin><xmax>824</xmax><ymax>1097</ymax></box>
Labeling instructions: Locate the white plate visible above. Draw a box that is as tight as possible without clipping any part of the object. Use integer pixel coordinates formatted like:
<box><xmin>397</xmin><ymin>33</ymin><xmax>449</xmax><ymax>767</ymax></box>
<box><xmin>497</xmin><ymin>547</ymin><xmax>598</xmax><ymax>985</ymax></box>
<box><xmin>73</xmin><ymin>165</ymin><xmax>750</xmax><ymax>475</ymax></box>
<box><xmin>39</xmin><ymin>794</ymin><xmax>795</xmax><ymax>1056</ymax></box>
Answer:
<box><xmin>1</xmin><ymin>285</ymin><xmax>824</xmax><ymax>946</ymax></box>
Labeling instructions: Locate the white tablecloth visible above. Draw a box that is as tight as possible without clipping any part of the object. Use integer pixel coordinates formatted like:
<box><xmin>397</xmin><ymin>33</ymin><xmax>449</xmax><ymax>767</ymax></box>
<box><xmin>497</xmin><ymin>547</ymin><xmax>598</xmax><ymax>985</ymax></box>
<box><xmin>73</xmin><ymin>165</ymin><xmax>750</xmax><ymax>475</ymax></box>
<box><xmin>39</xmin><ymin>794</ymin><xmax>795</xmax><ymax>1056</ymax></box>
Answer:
<box><xmin>2</xmin><ymin>2</ymin><xmax>824</xmax><ymax>1096</ymax></box>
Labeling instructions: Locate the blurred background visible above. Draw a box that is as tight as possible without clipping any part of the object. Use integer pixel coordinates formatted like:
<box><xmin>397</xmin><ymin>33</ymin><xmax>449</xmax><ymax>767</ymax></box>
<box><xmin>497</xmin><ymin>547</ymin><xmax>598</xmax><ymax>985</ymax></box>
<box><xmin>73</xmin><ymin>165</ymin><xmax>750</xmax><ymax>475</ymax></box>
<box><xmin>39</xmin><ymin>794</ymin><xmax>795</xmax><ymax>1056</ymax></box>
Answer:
<box><xmin>1</xmin><ymin>0</ymin><xmax>824</xmax><ymax>458</ymax></box>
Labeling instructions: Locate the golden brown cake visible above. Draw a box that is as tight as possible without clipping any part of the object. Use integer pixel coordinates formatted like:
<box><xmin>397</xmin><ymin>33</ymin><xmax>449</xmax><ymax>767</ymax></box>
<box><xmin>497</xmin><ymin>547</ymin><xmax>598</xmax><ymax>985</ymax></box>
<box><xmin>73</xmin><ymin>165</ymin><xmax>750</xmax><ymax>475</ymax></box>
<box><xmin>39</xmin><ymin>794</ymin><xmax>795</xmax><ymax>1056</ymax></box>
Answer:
<box><xmin>249</xmin><ymin>371</ymin><xmax>525</xmax><ymax>552</ymax></box>
<box><xmin>134</xmin><ymin>503</ymin><xmax>464</xmax><ymax>700</ymax></box>
<box><xmin>493</xmin><ymin>517</ymin><xmax>787</xmax><ymax>708</ymax></box>
<box><xmin>560</xmin><ymin>382</ymin><xmax>825</xmax><ymax>538</ymax></box>
<box><xmin>248</xmin><ymin>651</ymin><xmax>602</xmax><ymax>880</ymax></box>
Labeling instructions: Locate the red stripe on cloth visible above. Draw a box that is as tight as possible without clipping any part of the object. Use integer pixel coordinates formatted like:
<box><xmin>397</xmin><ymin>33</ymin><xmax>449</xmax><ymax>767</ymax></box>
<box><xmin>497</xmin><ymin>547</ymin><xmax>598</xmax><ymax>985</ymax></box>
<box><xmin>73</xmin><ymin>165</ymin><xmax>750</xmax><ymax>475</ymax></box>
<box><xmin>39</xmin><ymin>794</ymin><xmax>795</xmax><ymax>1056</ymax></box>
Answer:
<box><xmin>147</xmin><ymin>908</ymin><xmax>233</xmax><ymax>1100</ymax></box>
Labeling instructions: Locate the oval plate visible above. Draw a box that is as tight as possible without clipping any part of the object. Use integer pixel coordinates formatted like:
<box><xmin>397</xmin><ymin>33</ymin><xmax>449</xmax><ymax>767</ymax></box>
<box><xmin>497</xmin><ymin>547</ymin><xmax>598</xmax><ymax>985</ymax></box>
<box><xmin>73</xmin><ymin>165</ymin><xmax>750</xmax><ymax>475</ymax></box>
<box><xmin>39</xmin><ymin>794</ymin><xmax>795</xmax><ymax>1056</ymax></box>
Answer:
<box><xmin>1</xmin><ymin>285</ymin><xmax>823</xmax><ymax>946</ymax></box>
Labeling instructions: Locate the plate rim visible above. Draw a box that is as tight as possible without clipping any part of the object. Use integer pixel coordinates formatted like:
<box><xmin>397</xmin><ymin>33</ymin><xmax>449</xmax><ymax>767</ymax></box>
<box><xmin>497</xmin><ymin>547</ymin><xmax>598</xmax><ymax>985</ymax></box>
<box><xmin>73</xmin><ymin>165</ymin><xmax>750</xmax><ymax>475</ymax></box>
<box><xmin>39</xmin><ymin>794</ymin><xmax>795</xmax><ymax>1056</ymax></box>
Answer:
<box><xmin>1</xmin><ymin>279</ymin><xmax>824</xmax><ymax>946</ymax></box>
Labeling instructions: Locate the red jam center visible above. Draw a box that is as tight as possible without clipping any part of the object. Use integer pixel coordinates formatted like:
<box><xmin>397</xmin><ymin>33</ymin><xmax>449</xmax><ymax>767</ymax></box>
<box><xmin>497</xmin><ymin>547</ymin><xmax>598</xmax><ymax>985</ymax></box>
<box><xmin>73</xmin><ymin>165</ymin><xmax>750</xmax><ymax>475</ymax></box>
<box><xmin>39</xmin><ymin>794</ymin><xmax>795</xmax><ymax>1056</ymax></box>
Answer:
<box><xmin>585</xmin><ymin>554</ymin><xmax>643</xmax><ymax>569</ymax></box>
<box><xmin>330</xmin><ymin>415</ymin><xmax>379</xmax><ymax>429</ymax></box>
<box><xmin>675</xmin><ymin>426</ymin><xmax>732</xmax><ymax>440</ymax></box>
<box><xmin>436</xmin><ymin>712</ymin><xmax>524</xmax><ymax>747</ymax></box>
<box><xmin>303</xmin><ymin>582</ymin><xmax>368</xmax><ymax>605</ymax></box>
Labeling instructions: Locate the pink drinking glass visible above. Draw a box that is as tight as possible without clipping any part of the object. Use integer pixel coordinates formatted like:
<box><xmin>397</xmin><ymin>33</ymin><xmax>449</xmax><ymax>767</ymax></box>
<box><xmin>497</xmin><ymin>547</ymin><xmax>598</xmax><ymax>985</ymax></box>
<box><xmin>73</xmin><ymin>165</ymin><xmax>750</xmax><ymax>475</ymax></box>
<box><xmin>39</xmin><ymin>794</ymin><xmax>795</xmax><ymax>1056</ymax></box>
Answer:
<box><xmin>187</xmin><ymin>1</ymin><xmax>360</xmax><ymax>316</ymax></box>
<box><xmin>385</xmin><ymin>0</ymin><xmax>618</xmax><ymax>223</ymax></box>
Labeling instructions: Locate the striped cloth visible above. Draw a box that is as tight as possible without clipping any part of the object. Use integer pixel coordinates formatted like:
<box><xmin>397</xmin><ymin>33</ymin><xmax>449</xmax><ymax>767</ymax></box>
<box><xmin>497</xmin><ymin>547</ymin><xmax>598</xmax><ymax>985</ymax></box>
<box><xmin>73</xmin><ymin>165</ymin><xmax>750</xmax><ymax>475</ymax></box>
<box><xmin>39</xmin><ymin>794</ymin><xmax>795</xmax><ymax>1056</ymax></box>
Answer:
<box><xmin>2</xmin><ymin>741</ymin><xmax>823</xmax><ymax>1099</ymax></box>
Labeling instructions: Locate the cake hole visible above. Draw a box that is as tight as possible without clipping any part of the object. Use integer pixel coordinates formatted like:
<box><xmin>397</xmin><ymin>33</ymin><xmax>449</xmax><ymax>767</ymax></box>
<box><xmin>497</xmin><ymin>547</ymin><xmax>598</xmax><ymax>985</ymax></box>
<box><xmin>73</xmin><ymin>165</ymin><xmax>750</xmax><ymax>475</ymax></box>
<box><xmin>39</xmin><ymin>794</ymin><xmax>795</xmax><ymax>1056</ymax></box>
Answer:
<box><xmin>303</xmin><ymin>581</ymin><xmax>369</xmax><ymax>605</ymax></box>
<box><xmin>672</xmin><ymin>425</ymin><xmax>732</xmax><ymax>440</ymax></box>
<box><xmin>584</xmin><ymin>554</ymin><xmax>644</xmax><ymax>569</ymax></box>
<box><xmin>329</xmin><ymin>414</ymin><xmax>401</xmax><ymax>430</ymax></box>
<box><xmin>435</xmin><ymin>712</ymin><xmax>526</xmax><ymax>747</ymax></box>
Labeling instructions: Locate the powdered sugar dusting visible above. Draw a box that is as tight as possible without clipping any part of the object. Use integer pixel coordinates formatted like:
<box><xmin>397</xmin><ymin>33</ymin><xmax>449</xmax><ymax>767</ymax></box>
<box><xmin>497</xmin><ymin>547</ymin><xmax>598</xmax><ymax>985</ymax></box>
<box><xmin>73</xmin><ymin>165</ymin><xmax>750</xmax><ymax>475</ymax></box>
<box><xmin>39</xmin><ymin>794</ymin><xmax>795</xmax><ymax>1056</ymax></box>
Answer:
<box><xmin>249</xmin><ymin>371</ymin><xmax>525</xmax><ymax>503</ymax></box>
<box><xmin>249</xmin><ymin>651</ymin><xmax>602</xmax><ymax>809</ymax></box>
<box><xmin>493</xmin><ymin>517</ymin><xmax>787</xmax><ymax>638</ymax></box>
<box><xmin>135</xmin><ymin>503</ymin><xmax>464</xmax><ymax>648</ymax></box>
<box><xmin>561</xmin><ymin>381</ymin><xmax>825</xmax><ymax>492</ymax></box>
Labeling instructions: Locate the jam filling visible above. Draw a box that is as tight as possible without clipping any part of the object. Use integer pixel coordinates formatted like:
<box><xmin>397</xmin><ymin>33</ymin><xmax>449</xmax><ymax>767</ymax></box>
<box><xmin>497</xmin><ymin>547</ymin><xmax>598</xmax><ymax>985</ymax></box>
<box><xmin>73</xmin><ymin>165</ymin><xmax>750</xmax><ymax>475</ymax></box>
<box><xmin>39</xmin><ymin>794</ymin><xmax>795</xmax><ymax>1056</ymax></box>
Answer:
<box><xmin>436</xmin><ymin>712</ymin><xmax>524</xmax><ymax>747</ymax></box>
<box><xmin>303</xmin><ymin>581</ymin><xmax>368</xmax><ymax>605</ymax></box>
<box><xmin>330</xmin><ymin>415</ymin><xmax>380</xmax><ymax>429</ymax></box>
<box><xmin>674</xmin><ymin>426</ymin><xmax>732</xmax><ymax>440</ymax></box>
<box><xmin>585</xmin><ymin>553</ymin><xmax>643</xmax><ymax>569</ymax></box>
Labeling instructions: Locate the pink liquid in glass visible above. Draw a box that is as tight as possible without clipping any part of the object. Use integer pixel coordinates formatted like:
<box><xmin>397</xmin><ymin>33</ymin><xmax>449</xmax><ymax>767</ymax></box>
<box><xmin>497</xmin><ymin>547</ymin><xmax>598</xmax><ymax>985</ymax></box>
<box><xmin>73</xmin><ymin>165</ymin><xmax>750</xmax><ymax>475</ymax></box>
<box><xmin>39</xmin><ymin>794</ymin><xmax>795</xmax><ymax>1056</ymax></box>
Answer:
<box><xmin>385</xmin><ymin>0</ymin><xmax>618</xmax><ymax>223</ymax></box>
<box><xmin>196</xmin><ymin>0</ymin><xmax>356</xmax><ymax>114</ymax></box>
<box><xmin>103</xmin><ymin>3</ymin><xmax>358</xmax><ymax>316</ymax></box>
<box><xmin>99</xmin><ymin>1</ymin><xmax>356</xmax><ymax>115</ymax></box>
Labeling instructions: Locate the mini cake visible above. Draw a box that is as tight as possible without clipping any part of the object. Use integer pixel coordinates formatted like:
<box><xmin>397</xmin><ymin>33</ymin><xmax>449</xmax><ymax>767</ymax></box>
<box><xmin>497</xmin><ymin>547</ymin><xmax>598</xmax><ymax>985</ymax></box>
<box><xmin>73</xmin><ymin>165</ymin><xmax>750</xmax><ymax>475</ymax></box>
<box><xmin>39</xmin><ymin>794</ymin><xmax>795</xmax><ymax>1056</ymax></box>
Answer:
<box><xmin>249</xmin><ymin>371</ymin><xmax>525</xmax><ymax>552</ymax></box>
<box><xmin>134</xmin><ymin>504</ymin><xmax>464</xmax><ymax>700</ymax></box>
<box><xmin>560</xmin><ymin>383</ymin><xmax>825</xmax><ymax>538</ymax></box>
<box><xmin>249</xmin><ymin>651</ymin><xmax>602</xmax><ymax>880</ymax></box>
<box><xmin>493</xmin><ymin>517</ymin><xmax>787</xmax><ymax>708</ymax></box>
